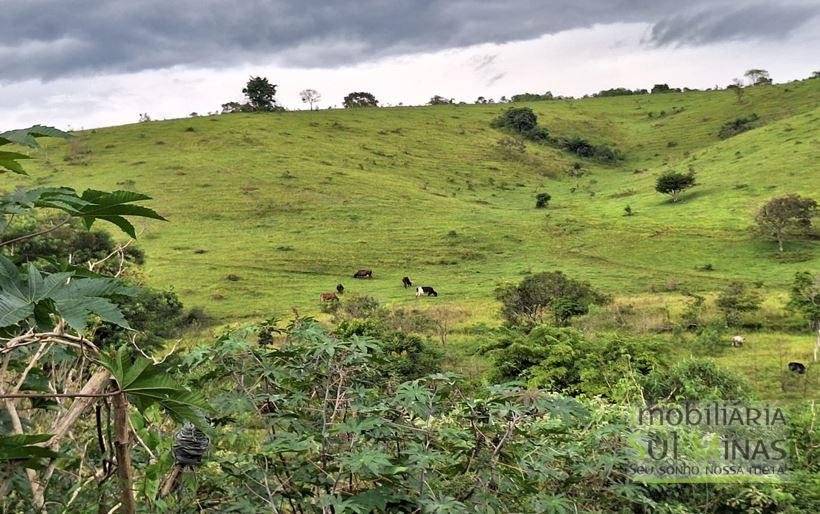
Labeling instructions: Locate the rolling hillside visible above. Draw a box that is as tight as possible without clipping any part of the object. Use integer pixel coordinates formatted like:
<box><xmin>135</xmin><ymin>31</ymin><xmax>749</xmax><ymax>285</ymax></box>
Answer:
<box><xmin>14</xmin><ymin>79</ymin><xmax>820</xmax><ymax>325</ymax></box>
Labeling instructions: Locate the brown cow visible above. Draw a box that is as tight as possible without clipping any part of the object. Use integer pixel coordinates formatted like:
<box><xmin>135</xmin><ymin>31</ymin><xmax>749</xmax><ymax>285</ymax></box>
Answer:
<box><xmin>320</xmin><ymin>293</ymin><xmax>339</xmax><ymax>302</ymax></box>
<box><xmin>353</xmin><ymin>269</ymin><xmax>373</xmax><ymax>279</ymax></box>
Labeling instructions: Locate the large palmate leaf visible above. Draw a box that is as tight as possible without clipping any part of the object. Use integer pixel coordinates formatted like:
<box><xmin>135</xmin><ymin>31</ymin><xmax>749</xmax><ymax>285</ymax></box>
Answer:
<box><xmin>100</xmin><ymin>346</ymin><xmax>210</xmax><ymax>429</ymax></box>
<box><xmin>0</xmin><ymin>188</ymin><xmax>166</xmax><ymax>239</ymax></box>
<box><xmin>0</xmin><ymin>125</ymin><xmax>70</xmax><ymax>174</ymax></box>
<box><xmin>0</xmin><ymin>125</ymin><xmax>71</xmax><ymax>148</ymax></box>
<box><xmin>0</xmin><ymin>254</ymin><xmax>134</xmax><ymax>331</ymax></box>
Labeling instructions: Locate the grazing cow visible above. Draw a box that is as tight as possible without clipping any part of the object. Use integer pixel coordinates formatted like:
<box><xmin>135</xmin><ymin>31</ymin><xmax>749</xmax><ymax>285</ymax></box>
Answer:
<box><xmin>320</xmin><ymin>293</ymin><xmax>339</xmax><ymax>302</ymax></box>
<box><xmin>353</xmin><ymin>269</ymin><xmax>373</xmax><ymax>279</ymax></box>
<box><xmin>416</xmin><ymin>286</ymin><xmax>438</xmax><ymax>297</ymax></box>
<box><xmin>731</xmin><ymin>335</ymin><xmax>744</xmax><ymax>348</ymax></box>
<box><xmin>402</xmin><ymin>276</ymin><xmax>413</xmax><ymax>288</ymax></box>
<box><xmin>788</xmin><ymin>362</ymin><xmax>806</xmax><ymax>374</ymax></box>
<box><xmin>336</xmin><ymin>283</ymin><xmax>345</xmax><ymax>294</ymax></box>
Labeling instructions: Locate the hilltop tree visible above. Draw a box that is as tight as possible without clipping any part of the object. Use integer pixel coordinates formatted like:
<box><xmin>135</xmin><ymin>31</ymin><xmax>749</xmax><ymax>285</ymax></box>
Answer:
<box><xmin>655</xmin><ymin>171</ymin><xmax>696</xmax><ymax>202</ymax></box>
<box><xmin>428</xmin><ymin>95</ymin><xmax>454</xmax><ymax>105</ymax></box>
<box><xmin>651</xmin><ymin>83</ymin><xmax>679</xmax><ymax>94</ymax></box>
<box><xmin>242</xmin><ymin>76</ymin><xmax>278</xmax><ymax>111</ymax></box>
<box><xmin>716</xmin><ymin>282</ymin><xmax>762</xmax><ymax>327</ymax></box>
<box><xmin>299</xmin><ymin>89</ymin><xmax>321</xmax><ymax>110</ymax></box>
<box><xmin>754</xmin><ymin>194</ymin><xmax>818</xmax><ymax>252</ymax></box>
<box><xmin>744</xmin><ymin>69</ymin><xmax>771</xmax><ymax>86</ymax></box>
<box><xmin>343</xmin><ymin>91</ymin><xmax>379</xmax><ymax>108</ymax></box>
<box><xmin>495</xmin><ymin>271</ymin><xmax>610</xmax><ymax>328</ymax></box>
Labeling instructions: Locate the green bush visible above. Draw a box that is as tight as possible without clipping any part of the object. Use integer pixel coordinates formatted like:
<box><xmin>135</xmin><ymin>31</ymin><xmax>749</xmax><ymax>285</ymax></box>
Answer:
<box><xmin>495</xmin><ymin>271</ymin><xmax>610</xmax><ymax>328</ymax></box>
<box><xmin>535</xmin><ymin>192</ymin><xmax>551</xmax><ymax>208</ymax></box>
<box><xmin>557</xmin><ymin>136</ymin><xmax>619</xmax><ymax>162</ymax></box>
<box><xmin>335</xmin><ymin>317</ymin><xmax>442</xmax><ymax>381</ymax></box>
<box><xmin>491</xmin><ymin>107</ymin><xmax>549</xmax><ymax>141</ymax></box>
<box><xmin>641</xmin><ymin>357</ymin><xmax>752</xmax><ymax>402</ymax></box>
<box><xmin>718</xmin><ymin>114</ymin><xmax>760</xmax><ymax>139</ymax></box>
<box><xmin>485</xmin><ymin>325</ymin><xmax>668</xmax><ymax>399</ymax></box>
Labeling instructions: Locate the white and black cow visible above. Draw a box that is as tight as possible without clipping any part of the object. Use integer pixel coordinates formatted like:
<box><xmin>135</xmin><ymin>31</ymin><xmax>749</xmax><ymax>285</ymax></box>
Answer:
<box><xmin>416</xmin><ymin>286</ymin><xmax>438</xmax><ymax>297</ymax></box>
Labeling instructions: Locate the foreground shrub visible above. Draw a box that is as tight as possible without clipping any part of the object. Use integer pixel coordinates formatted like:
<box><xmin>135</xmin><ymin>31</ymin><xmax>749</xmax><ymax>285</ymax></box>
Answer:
<box><xmin>180</xmin><ymin>322</ymin><xmax>655</xmax><ymax>513</ymax></box>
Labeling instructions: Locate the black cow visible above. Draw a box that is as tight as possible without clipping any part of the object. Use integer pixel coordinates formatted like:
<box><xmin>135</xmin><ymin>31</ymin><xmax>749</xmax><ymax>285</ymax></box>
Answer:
<box><xmin>788</xmin><ymin>362</ymin><xmax>806</xmax><ymax>374</ymax></box>
<box><xmin>402</xmin><ymin>276</ymin><xmax>413</xmax><ymax>288</ymax></box>
<box><xmin>353</xmin><ymin>269</ymin><xmax>373</xmax><ymax>279</ymax></box>
<box><xmin>336</xmin><ymin>283</ymin><xmax>345</xmax><ymax>294</ymax></box>
<box><xmin>416</xmin><ymin>286</ymin><xmax>438</xmax><ymax>297</ymax></box>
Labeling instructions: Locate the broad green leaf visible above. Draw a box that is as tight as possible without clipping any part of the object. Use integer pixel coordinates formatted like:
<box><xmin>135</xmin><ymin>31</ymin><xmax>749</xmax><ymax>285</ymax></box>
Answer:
<box><xmin>0</xmin><ymin>125</ymin><xmax>70</xmax><ymax>148</ymax></box>
<box><xmin>100</xmin><ymin>347</ymin><xmax>210</xmax><ymax>428</ymax></box>
<box><xmin>0</xmin><ymin>150</ymin><xmax>30</xmax><ymax>174</ymax></box>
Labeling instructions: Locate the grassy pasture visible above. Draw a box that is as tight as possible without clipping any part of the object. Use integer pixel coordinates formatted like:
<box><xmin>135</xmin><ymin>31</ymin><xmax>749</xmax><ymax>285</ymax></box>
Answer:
<box><xmin>9</xmin><ymin>79</ymin><xmax>819</xmax><ymax>398</ymax></box>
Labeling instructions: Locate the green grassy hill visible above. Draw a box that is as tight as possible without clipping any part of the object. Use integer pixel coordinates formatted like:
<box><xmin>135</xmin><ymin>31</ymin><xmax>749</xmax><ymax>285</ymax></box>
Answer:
<box><xmin>19</xmin><ymin>79</ymin><xmax>817</xmax><ymax>326</ymax></box>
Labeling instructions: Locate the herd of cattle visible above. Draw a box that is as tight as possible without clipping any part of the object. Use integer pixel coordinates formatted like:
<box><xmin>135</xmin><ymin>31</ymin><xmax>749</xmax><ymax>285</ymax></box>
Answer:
<box><xmin>318</xmin><ymin>269</ymin><xmax>438</xmax><ymax>304</ymax></box>
<box><xmin>319</xmin><ymin>275</ymin><xmax>809</xmax><ymax>376</ymax></box>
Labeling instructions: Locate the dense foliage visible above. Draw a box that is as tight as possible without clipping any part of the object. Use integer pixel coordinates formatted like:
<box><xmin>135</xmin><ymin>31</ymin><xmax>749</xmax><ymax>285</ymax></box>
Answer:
<box><xmin>718</xmin><ymin>114</ymin><xmax>761</xmax><ymax>139</ymax></box>
<box><xmin>655</xmin><ymin>171</ymin><xmax>697</xmax><ymax>202</ymax></box>
<box><xmin>242</xmin><ymin>76</ymin><xmax>278</xmax><ymax>112</ymax></box>
<box><xmin>343</xmin><ymin>92</ymin><xmax>379</xmax><ymax>108</ymax></box>
<box><xmin>754</xmin><ymin>194</ymin><xmax>818</xmax><ymax>252</ymax></box>
<box><xmin>491</xmin><ymin>107</ymin><xmax>549</xmax><ymax>141</ymax></box>
<box><xmin>495</xmin><ymin>271</ymin><xmax>610</xmax><ymax>328</ymax></box>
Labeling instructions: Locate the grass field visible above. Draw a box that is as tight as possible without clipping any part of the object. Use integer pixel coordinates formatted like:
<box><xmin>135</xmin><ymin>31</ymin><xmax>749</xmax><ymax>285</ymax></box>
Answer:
<box><xmin>11</xmin><ymin>78</ymin><xmax>820</xmax><ymax>398</ymax></box>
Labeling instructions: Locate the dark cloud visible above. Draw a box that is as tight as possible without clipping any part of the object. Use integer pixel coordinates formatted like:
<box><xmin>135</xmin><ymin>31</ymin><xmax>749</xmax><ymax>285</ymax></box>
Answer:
<box><xmin>648</xmin><ymin>2</ymin><xmax>818</xmax><ymax>46</ymax></box>
<box><xmin>1</xmin><ymin>1</ymin><xmax>816</xmax><ymax>81</ymax></box>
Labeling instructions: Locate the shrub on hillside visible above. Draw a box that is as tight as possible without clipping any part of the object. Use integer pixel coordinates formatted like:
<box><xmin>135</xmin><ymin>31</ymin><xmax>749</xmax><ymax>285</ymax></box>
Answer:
<box><xmin>491</xmin><ymin>107</ymin><xmax>549</xmax><ymax>141</ymax></box>
<box><xmin>535</xmin><ymin>193</ymin><xmax>551</xmax><ymax>208</ymax></box>
<box><xmin>718</xmin><ymin>114</ymin><xmax>760</xmax><ymax>138</ymax></box>
<box><xmin>557</xmin><ymin>136</ymin><xmax>619</xmax><ymax>162</ymax></box>
<box><xmin>655</xmin><ymin>171</ymin><xmax>697</xmax><ymax>202</ymax></box>
<box><xmin>716</xmin><ymin>282</ymin><xmax>762</xmax><ymax>327</ymax></box>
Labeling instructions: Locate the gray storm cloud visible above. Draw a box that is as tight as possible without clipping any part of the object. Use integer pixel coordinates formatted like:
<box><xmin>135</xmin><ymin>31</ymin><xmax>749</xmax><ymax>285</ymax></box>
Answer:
<box><xmin>1</xmin><ymin>0</ymin><xmax>817</xmax><ymax>81</ymax></box>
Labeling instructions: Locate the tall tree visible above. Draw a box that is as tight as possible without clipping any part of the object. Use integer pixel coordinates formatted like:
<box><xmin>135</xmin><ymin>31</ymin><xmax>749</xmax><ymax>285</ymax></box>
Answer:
<box><xmin>754</xmin><ymin>194</ymin><xmax>818</xmax><ymax>252</ymax></box>
<box><xmin>744</xmin><ymin>69</ymin><xmax>771</xmax><ymax>86</ymax></box>
<box><xmin>787</xmin><ymin>271</ymin><xmax>820</xmax><ymax>361</ymax></box>
<box><xmin>299</xmin><ymin>89</ymin><xmax>321</xmax><ymax>110</ymax></box>
<box><xmin>242</xmin><ymin>76</ymin><xmax>278</xmax><ymax>111</ymax></box>
<box><xmin>495</xmin><ymin>271</ymin><xmax>609</xmax><ymax>327</ymax></box>
<box><xmin>343</xmin><ymin>91</ymin><xmax>379</xmax><ymax>108</ymax></box>
<box><xmin>655</xmin><ymin>171</ymin><xmax>696</xmax><ymax>202</ymax></box>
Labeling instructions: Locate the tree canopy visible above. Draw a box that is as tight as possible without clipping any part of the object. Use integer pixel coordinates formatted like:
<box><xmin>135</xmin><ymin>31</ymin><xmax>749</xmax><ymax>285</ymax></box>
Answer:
<box><xmin>343</xmin><ymin>91</ymin><xmax>379</xmax><ymax>108</ymax></box>
<box><xmin>242</xmin><ymin>76</ymin><xmax>278</xmax><ymax>111</ymax></box>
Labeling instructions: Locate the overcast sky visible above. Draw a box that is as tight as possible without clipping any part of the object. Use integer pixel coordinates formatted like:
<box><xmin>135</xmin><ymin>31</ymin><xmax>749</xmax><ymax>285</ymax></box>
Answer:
<box><xmin>2</xmin><ymin>0</ymin><xmax>818</xmax><ymax>130</ymax></box>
